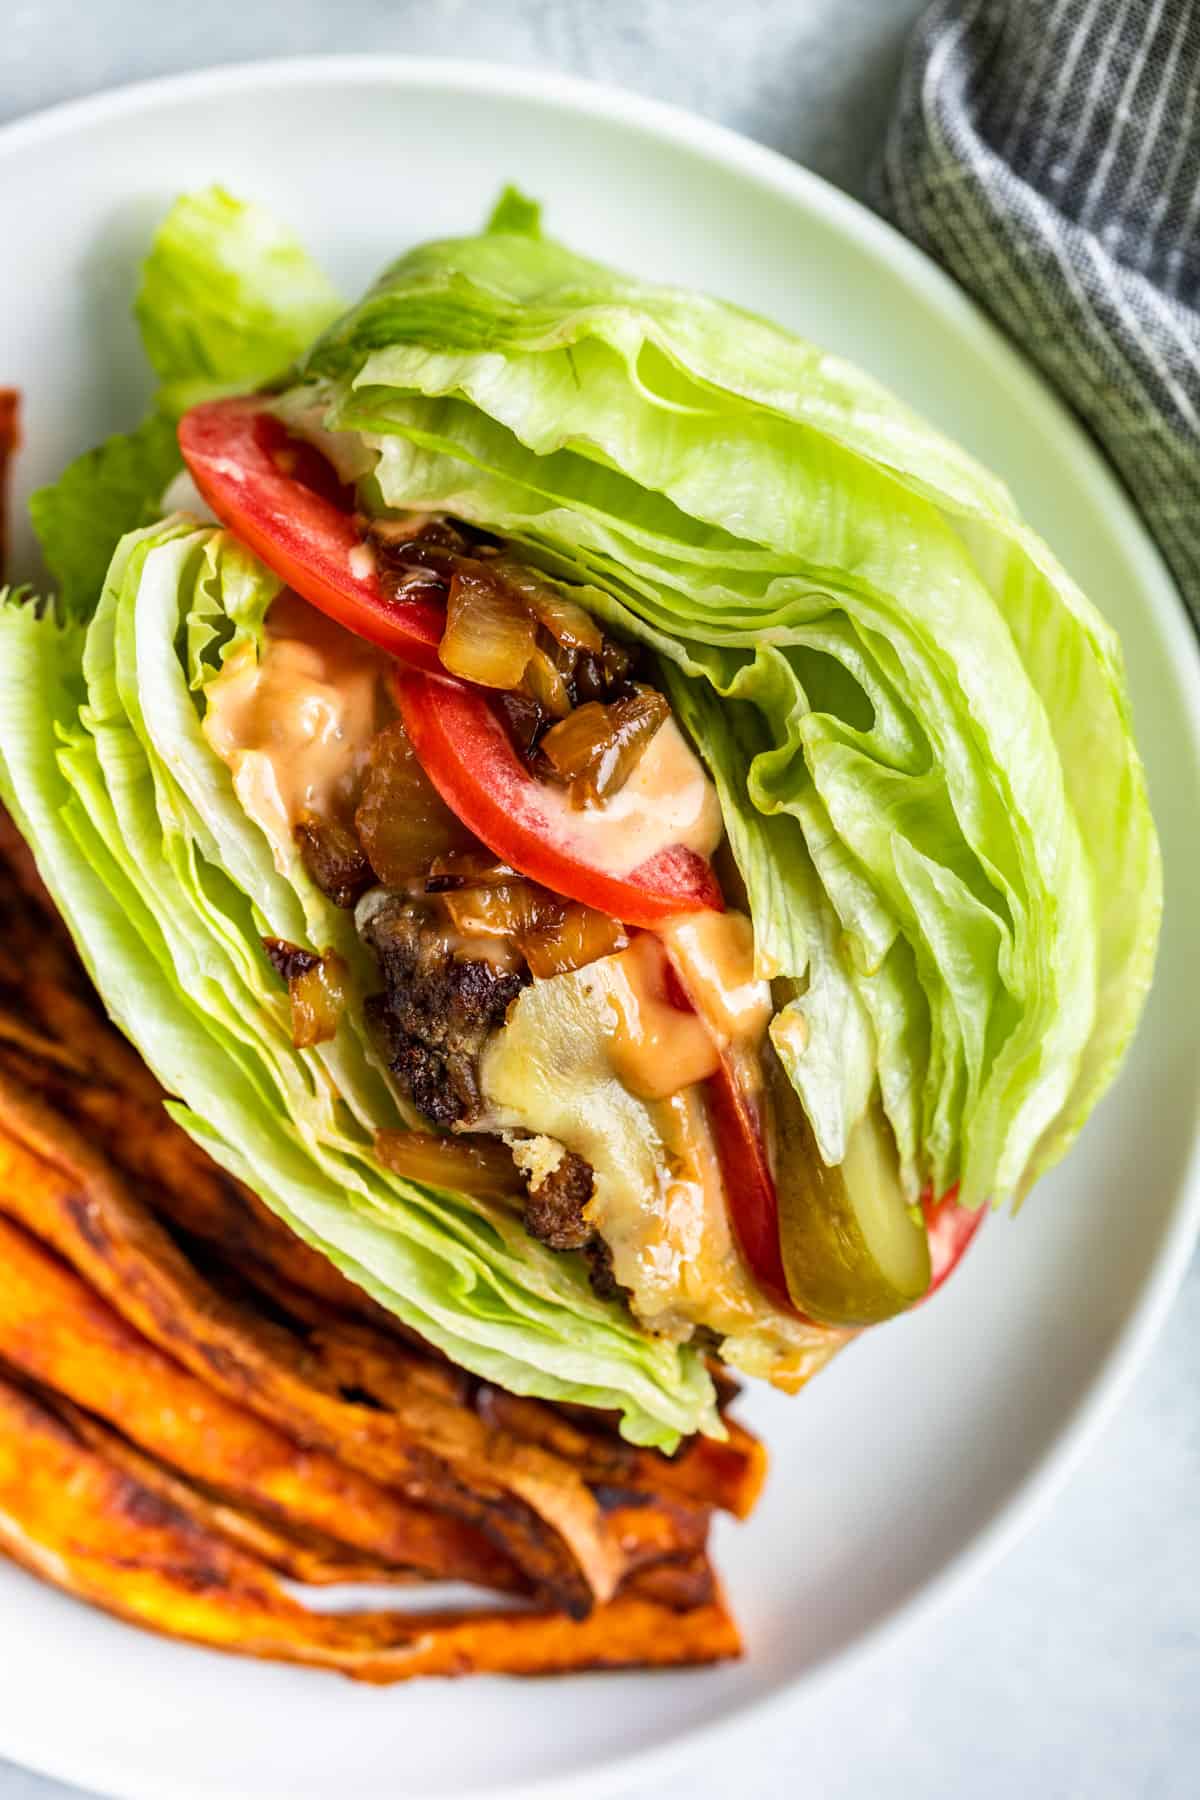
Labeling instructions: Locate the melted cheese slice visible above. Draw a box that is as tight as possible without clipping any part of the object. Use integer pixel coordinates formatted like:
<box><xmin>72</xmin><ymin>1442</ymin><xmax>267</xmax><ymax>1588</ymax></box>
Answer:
<box><xmin>479</xmin><ymin>945</ymin><xmax>847</xmax><ymax>1390</ymax></box>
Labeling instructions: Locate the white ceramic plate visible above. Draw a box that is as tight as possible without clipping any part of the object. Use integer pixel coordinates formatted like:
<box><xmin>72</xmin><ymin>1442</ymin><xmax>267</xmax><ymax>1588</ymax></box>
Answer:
<box><xmin>0</xmin><ymin>57</ymin><xmax>1198</xmax><ymax>1800</ymax></box>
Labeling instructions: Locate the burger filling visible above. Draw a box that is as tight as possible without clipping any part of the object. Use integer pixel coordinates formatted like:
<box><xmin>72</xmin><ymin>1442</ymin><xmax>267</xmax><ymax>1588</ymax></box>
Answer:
<box><xmin>203</xmin><ymin>516</ymin><xmax>844</xmax><ymax>1389</ymax></box>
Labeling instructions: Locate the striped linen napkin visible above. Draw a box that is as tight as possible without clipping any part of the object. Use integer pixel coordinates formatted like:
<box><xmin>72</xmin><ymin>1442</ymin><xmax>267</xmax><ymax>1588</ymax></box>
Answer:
<box><xmin>876</xmin><ymin>0</ymin><xmax>1200</xmax><ymax>631</ymax></box>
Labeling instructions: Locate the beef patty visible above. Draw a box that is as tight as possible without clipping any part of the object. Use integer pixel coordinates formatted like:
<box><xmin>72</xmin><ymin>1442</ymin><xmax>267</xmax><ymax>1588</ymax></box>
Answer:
<box><xmin>358</xmin><ymin>890</ymin><xmax>524</xmax><ymax>1127</ymax></box>
<box><xmin>357</xmin><ymin>886</ymin><xmax>620</xmax><ymax>1299</ymax></box>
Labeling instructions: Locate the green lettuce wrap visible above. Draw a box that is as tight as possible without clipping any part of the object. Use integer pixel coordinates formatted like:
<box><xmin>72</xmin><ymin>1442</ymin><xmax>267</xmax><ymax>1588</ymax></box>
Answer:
<box><xmin>0</xmin><ymin>186</ymin><xmax>1161</xmax><ymax>1445</ymax></box>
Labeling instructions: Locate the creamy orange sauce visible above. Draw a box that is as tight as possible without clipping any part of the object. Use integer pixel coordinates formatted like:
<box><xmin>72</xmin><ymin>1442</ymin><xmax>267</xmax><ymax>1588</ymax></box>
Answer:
<box><xmin>203</xmin><ymin>593</ymin><xmax>391</xmax><ymax>871</ymax></box>
<box><xmin>533</xmin><ymin>717</ymin><xmax>723</xmax><ymax>877</ymax></box>
<box><xmin>655</xmin><ymin>911</ymin><xmax>772</xmax><ymax>1050</ymax></box>
<box><xmin>605</xmin><ymin>934</ymin><xmax>721</xmax><ymax>1101</ymax></box>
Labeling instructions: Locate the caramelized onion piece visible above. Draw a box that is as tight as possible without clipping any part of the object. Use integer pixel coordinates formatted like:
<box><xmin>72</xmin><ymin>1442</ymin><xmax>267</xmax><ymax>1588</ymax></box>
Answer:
<box><xmin>374</xmin><ymin>1129</ymin><xmax>523</xmax><ymax>1201</ymax></box>
<box><xmin>540</xmin><ymin>686</ymin><xmax>670</xmax><ymax>808</ymax></box>
<box><xmin>496</xmin><ymin>691</ymin><xmax>549</xmax><ymax>760</ymax></box>
<box><xmin>294</xmin><ymin>815</ymin><xmax>372</xmax><ymax>910</ymax></box>
<box><xmin>522</xmin><ymin>645</ymin><xmax>573</xmax><ymax>720</ymax></box>
<box><xmin>523</xmin><ymin>906</ymin><xmax>629</xmax><ymax>978</ymax></box>
<box><xmin>439</xmin><ymin>567</ymin><xmax>536</xmax><ymax>689</ymax></box>
<box><xmin>488</xmin><ymin>563</ymin><xmax>603</xmax><ymax>655</ymax></box>
<box><xmin>601</xmin><ymin>639</ymin><xmax>633</xmax><ymax>685</ymax></box>
<box><xmin>263</xmin><ymin>939</ymin><xmax>347</xmax><ymax>1049</ymax></box>
<box><xmin>571</xmin><ymin>651</ymin><xmax>608</xmax><ymax>705</ymax></box>
<box><xmin>365</xmin><ymin>512</ymin><xmax>453</xmax><ymax>547</ymax></box>
<box><xmin>440</xmin><ymin>880</ymin><xmax>627</xmax><ymax>980</ymax></box>
<box><xmin>355</xmin><ymin>719</ymin><xmax>476</xmax><ymax>886</ymax></box>
<box><xmin>442</xmin><ymin>881</ymin><xmax>566</xmax><ymax>943</ymax></box>
<box><xmin>425</xmin><ymin>849</ymin><xmax>517</xmax><ymax>893</ymax></box>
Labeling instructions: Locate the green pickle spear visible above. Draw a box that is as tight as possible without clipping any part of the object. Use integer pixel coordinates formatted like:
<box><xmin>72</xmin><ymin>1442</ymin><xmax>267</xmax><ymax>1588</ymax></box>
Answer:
<box><xmin>767</xmin><ymin>1053</ymin><xmax>932</xmax><ymax>1328</ymax></box>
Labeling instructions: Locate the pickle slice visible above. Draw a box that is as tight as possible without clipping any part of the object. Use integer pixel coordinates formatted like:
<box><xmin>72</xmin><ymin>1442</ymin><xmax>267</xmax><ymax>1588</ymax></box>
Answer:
<box><xmin>768</xmin><ymin>1054</ymin><xmax>931</xmax><ymax>1327</ymax></box>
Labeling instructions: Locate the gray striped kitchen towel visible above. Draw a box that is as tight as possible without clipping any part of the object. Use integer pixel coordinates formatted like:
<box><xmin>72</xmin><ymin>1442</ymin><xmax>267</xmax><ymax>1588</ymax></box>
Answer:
<box><xmin>876</xmin><ymin>0</ymin><xmax>1200</xmax><ymax>631</ymax></box>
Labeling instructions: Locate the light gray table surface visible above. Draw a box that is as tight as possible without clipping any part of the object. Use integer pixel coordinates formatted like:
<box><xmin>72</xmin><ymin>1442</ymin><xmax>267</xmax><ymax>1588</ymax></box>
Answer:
<box><xmin>1</xmin><ymin>3</ymin><xmax>1197</xmax><ymax>1797</ymax></box>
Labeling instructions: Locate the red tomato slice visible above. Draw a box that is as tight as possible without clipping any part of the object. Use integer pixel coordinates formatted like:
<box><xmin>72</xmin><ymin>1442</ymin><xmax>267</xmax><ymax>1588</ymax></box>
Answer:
<box><xmin>391</xmin><ymin>667</ymin><xmax>724</xmax><ymax>929</ymax></box>
<box><xmin>177</xmin><ymin>397</ymin><xmax>445</xmax><ymax>672</ymax></box>
<box><xmin>0</xmin><ymin>389</ymin><xmax>19</xmax><ymax>582</ymax></box>
<box><xmin>922</xmin><ymin>1185</ymin><xmax>985</xmax><ymax>1297</ymax></box>
<box><xmin>657</xmin><ymin>946</ymin><xmax>800</xmax><ymax>1314</ymax></box>
<box><xmin>705</xmin><ymin>1054</ymin><xmax>798</xmax><ymax>1316</ymax></box>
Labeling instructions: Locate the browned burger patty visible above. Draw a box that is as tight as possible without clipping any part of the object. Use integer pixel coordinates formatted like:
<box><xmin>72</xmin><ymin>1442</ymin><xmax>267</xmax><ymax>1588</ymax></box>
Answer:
<box><xmin>359</xmin><ymin>891</ymin><xmax>525</xmax><ymax>1127</ymax></box>
<box><xmin>357</xmin><ymin>888</ymin><xmax>621</xmax><ymax>1300</ymax></box>
<box><xmin>523</xmin><ymin>1151</ymin><xmax>594</xmax><ymax>1251</ymax></box>
<box><xmin>521</xmin><ymin>1153</ymin><xmax>621</xmax><ymax>1301</ymax></box>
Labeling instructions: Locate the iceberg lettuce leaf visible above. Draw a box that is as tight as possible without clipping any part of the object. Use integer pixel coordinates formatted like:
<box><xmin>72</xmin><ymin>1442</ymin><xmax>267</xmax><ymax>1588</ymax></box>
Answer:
<box><xmin>31</xmin><ymin>187</ymin><xmax>346</xmax><ymax>625</ymax></box>
<box><xmin>136</xmin><ymin>186</ymin><xmax>343</xmax><ymax>417</ymax></box>
<box><xmin>0</xmin><ymin>192</ymin><xmax>1161</xmax><ymax>1443</ymax></box>
<box><xmin>28</xmin><ymin>414</ymin><xmax>181</xmax><ymax>621</ymax></box>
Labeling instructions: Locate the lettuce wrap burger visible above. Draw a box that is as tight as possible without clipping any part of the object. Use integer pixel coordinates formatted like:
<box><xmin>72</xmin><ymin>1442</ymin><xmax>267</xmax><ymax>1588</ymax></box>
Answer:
<box><xmin>0</xmin><ymin>188</ymin><xmax>1161</xmax><ymax>1449</ymax></box>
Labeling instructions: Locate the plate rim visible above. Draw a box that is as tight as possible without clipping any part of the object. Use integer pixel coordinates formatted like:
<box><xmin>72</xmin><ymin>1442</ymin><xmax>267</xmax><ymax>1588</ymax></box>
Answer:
<box><xmin>1</xmin><ymin>51</ymin><xmax>1199</xmax><ymax>1800</ymax></box>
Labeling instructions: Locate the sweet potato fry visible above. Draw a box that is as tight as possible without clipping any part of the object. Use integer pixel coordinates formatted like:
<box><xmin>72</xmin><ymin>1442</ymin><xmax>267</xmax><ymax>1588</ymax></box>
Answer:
<box><xmin>0</xmin><ymin>1210</ymin><xmax>521</xmax><ymax>1592</ymax></box>
<box><xmin>204</xmin><ymin>1252</ymin><xmax>761</xmax><ymax>1519</ymax></box>
<box><xmin>592</xmin><ymin>1486</ymin><xmax>710</xmax><ymax>1583</ymax></box>
<box><xmin>0</xmin><ymin>1001</ymin><xmax>416</xmax><ymax>1338</ymax></box>
<box><xmin>177</xmin><ymin>1254</ymin><xmax>722</xmax><ymax>1597</ymax></box>
<box><xmin>299</xmin><ymin>1329</ymin><xmax>717</xmax><ymax>1572</ymax></box>
<box><xmin>6</xmin><ymin>1056</ymin><xmax>401</xmax><ymax>1326</ymax></box>
<box><xmin>0</xmin><ymin>877</ymin><xmax>118</xmax><ymax>1017</ymax></box>
<box><xmin>481</xmin><ymin>1381</ymin><xmax>766</xmax><ymax>1517</ymax></box>
<box><xmin>0</xmin><ymin>1371</ymin><xmax>422</xmax><ymax>1676</ymax></box>
<box><xmin>466</xmin><ymin>1385</ymin><xmax>767</xmax><ymax>1520</ymax></box>
<box><xmin>650</xmin><ymin>1419</ymin><xmax>768</xmax><ymax>1520</ymax></box>
<box><xmin>46</xmin><ymin>1395</ymin><xmax>416</xmax><ymax>1588</ymax></box>
<box><xmin>342</xmin><ymin>1586</ymin><xmax>743</xmax><ymax>1678</ymax></box>
<box><xmin>0</xmin><ymin>1374</ymin><xmax>740</xmax><ymax>1679</ymax></box>
<box><xmin>6</xmin><ymin>972</ymin><xmax>164</xmax><ymax>1101</ymax></box>
<box><xmin>0</xmin><ymin>1019</ymin><xmax>92</xmax><ymax>1078</ymax></box>
<box><xmin>624</xmin><ymin>1553</ymin><xmax>716</xmax><ymax>1611</ymax></box>
<box><xmin>0</xmin><ymin>1080</ymin><xmax>624</xmax><ymax>1614</ymax></box>
<box><xmin>0</xmin><ymin>803</ymin><xmax>62</xmax><ymax>933</ymax></box>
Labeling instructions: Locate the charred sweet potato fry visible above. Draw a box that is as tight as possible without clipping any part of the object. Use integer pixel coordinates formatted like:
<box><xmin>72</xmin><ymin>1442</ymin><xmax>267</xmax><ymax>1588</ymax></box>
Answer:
<box><xmin>592</xmin><ymin>1486</ymin><xmax>711</xmax><ymax>1582</ymax></box>
<box><xmin>469</xmin><ymin>1385</ymin><xmax>767</xmax><ymax>1519</ymax></box>
<box><xmin>0</xmin><ymin>1082</ymin><xmax>627</xmax><ymax>1615</ymax></box>
<box><xmin>0</xmin><ymin>1374</ymin><xmax>740</xmax><ymax>1679</ymax></box>
<box><xmin>649</xmin><ymin>1420</ymin><xmax>768</xmax><ymax>1520</ymax></box>
<box><xmin>0</xmin><ymin>1371</ymin><xmax>420</xmax><ymax>1676</ymax></box>
<box><xmin>0</xmin><ymin>803</ymin><xmax>61</xmax><ymax>932</ymax></box>
<box><xmin>5</xmin><ymin>1057</ymin><xmax>401</xmax><ymax>1328</ymax></box>
<box><xmin>46</xmin><ymin>1395</ymin><xmax>415</xmax><ymax>1588</ymax></box>
<box><xmin>345</xmin><ymin>1585</ymin><xmax>744</xmax><ymax>1678</ymax></box>
<box><xmin>624</xmin><ymin>1553</ymin><xmax>716</xmax><ymax>1611</ymax></box>
<box><xmin>181</xmin><ymin>1256</ymin><xmax>725</xmax><ymax>1594</ymax></box>
<box><xmin>203</xmin><ymin>1257</ymin><xmax>760</xmax><ymax>1521</ymax></box>
<box><xmin>0</xmin><ymin>1210</ymin><xmax>520</xmax><ymax>1592</ymax></box>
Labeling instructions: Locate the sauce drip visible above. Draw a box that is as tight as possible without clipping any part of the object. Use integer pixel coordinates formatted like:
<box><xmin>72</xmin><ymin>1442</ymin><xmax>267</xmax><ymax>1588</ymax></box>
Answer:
<box><xmin>656</xmin><ymin>911</ymin><xmax>772</xmax><ymax>1050</ymax></box>
<box><xmin>203</xmin><ymin>592</ymin><xmax>391</xmax><ymax>870</ymax></box>
<box><xmin>603</xmin><ymin>935</ymin><xmax>721</xmax><ymax>1101</ymax></box>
